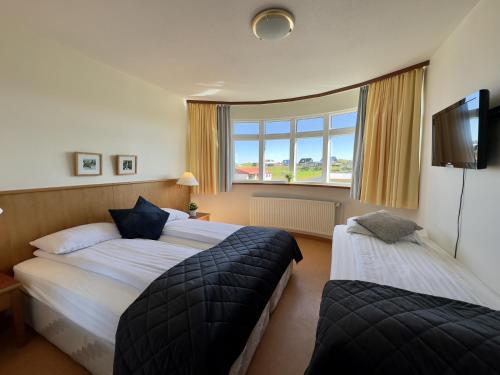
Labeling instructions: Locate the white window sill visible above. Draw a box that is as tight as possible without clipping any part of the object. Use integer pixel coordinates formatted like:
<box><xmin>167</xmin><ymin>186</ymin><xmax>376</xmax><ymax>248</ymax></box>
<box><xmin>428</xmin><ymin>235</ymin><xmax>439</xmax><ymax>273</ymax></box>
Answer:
<box><xmin>232</xmin><ymin>181</ymin><xmax>351</xmax><ymax>189</ymax></box>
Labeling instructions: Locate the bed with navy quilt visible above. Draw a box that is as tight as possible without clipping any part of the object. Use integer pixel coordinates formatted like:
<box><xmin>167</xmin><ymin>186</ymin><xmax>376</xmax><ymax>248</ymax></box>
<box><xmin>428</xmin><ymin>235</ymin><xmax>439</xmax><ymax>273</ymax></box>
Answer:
<box><xmin>114</xmin><ymin>226</ymin><xmax>302</xmax><ymax>375</ymax></box>
<box><xmin>306</xmin><ymin>280</ymin><xmax>500</xmax><ymax>375</ymax></box>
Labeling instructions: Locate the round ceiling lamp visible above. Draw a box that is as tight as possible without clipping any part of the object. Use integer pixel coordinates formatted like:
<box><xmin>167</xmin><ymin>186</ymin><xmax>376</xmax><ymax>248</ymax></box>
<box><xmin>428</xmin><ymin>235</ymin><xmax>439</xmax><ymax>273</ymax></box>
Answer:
<box><xmin>252</xmin><ymin>8</ymin><xmax>295</xmax><ymax>41</ymax></box>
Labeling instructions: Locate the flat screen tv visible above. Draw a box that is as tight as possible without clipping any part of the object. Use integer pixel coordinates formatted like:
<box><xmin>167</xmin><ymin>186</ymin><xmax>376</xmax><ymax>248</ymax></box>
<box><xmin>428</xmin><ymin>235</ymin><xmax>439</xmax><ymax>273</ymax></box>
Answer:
<box><xmin>432</xmin><ymin>89</ymin><xmax>489</xmax><ymax>169</ymax></box>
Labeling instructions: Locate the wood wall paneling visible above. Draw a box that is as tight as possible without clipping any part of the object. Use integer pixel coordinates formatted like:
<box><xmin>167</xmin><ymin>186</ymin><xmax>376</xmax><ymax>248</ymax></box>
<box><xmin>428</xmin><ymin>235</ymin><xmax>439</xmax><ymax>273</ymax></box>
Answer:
<box><xmin>0</xmin><ymin>179</ymin><xmax>189</xmax><ymax>273</ymax></box>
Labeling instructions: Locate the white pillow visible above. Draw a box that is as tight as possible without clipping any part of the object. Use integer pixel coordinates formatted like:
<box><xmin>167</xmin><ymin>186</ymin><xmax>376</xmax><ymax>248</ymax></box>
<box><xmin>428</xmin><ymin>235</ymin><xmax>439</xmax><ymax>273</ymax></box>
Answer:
<box><xmin>162</xmin><ymin>208</ymin><xmax>189</xmax><ymax>222</ymax></box>
<box><xmin>30</xmin><ymin>222</ymin><xmax>121</xmax><ymax>255</ymax></box>
<box><xmin>346</xmin><ymin>217</ymin><xmax>424</xmax><ymax>245</ymax></box>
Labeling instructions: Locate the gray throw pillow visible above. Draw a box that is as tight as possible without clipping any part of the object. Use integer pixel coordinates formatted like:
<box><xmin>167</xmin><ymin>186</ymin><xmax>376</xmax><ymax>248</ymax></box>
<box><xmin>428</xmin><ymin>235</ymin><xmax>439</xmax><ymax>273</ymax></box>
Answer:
<box><xmin>354</xmin><ymin>211</ymin><xmax>422</xmax><ymax>244</ymax></box>
<box><xmin>346</xmin><ymin>217</ymin><xmax>423</xmax><ymax>244</ymax></box>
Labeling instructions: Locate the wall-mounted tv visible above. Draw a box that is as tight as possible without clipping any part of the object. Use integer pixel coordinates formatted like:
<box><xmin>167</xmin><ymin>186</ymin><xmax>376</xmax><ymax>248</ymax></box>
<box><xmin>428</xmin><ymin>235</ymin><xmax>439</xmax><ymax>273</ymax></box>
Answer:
<box><xmin>432</xmin><ymin>89</ymin><xmax>489</xmax><ymax>169</ymax></box>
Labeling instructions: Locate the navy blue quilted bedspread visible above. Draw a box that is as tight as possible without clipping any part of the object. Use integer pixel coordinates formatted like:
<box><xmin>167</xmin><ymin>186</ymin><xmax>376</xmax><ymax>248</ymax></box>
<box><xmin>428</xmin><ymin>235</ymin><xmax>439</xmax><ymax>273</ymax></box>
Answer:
<box><xmin>114</xmin><ymin>226</ymin><xmax>302</xmax><ymax>375</ymax></box>
<box><xmin>306</xmin><ymin>280</ymin><xmax>500</xmax><ymax>375</ymax></box>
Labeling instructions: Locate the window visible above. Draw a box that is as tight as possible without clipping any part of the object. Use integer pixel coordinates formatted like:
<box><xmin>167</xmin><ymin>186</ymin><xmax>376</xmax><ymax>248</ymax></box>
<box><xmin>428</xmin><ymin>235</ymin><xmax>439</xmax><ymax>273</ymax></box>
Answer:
<box><xmin>328</xmin><ymin>112</ymin><xmax>357</xmax><ymax>185</ymax></box>
<box><xmin>233</xmin><ymin>121</ymin><xmax>259</xmax><ymax>135</ymax></box>
<box><xmin>232</xmin><ymin>109</ymin><xmax>357</xmax><ymax>185</ymax></box>
<box><xmin>234</xmin><ymin>140</ymin><xmax>260</xmax><ymax>180</ymax></box>
<box><xmin>265</xmin><ymin>120</ymin><xmax>290</xmax><ymax>134</ymax></box>
<box><xmin>330</xmin><ymin>134</ymin><xmax>355</xmax><ymax>183</ymax></box>
<box><xmin>265</xmin><ymin>139</ymin><xmax>290</xmax><ymax>181</ymax></box>
<box><xmin>330</xmin><ymin>112</ymin><xmax>357</xmax><ymax>129</ymax></box>
<box><xmin>296</xmin><ymin>137</ymin><xmax>323</xmax><ymax>182</ymax></box>
<box><xmin>297</xmin><ymin>117</ymin><xmax>323</xmax><ymax>132</ymax></box>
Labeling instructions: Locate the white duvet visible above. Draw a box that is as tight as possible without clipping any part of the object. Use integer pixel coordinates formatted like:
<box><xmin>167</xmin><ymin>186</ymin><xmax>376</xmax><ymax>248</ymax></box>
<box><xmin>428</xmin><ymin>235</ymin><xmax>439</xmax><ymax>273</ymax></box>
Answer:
<box><xmin>15</xmin><ymin>219</ymin><xmax>242</xmax><ymax>344</ymax></box>
<box><xmin>34</xmin><ymin>239</ymin><xmax>202</xmax><ymax>290</ymax></box>
<box><xmin>332</xmin><ymin>225</ymin><xmax>500</xmax><ymax>310</ymax></box>
<box><xmin>32</xmin><ymin>220</ymin><xmax>241</xmax><ymax>291</ymax></box>
<box><xmin>15</xmin><ymin>257</ymin><xmax>138</xmax><ymax>344</ymax></box>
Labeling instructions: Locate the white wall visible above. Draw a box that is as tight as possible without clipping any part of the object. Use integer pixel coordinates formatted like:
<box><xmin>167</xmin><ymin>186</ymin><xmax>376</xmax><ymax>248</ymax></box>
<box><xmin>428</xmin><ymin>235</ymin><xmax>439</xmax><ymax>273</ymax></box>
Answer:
<box><xmin>419</xmin><ymin>0</ymin><xmax>500</xmax><ymax>293</ymax></box>
<box><xmin>0</xmin><ymin>24</ymin><xmax>187</xmax><ymax>191</ymax></box>
<box><xmin>195</xmin><ymin>88</ymin><xmax>419</xmax><ymax>225</ymax></box>
<box><xmin>196</xmin><ymin>183</ymin><xmax>418</xmax><ymax>226</ymax></box>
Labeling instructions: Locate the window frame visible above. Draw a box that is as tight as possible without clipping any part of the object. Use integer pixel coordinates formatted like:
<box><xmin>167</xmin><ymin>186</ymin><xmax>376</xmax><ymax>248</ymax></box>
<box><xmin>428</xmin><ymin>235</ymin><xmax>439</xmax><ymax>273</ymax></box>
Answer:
<box><xmin>231</xmin><ymin>107</ymin><xmax>357</xmax><ymax>186</ymax></box>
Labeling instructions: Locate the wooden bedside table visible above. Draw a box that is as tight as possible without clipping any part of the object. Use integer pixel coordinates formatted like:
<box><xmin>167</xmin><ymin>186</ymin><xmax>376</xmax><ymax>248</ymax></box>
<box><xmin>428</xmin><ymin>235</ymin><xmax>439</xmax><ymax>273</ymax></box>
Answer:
<box><xmin>0</xmin><ymin>273</ymin><xmax>26</xmax><ymax>346</ymax></box>
<box><xmin>188</xmin><ymin>212</ymin><xmax>210</xmax><ymax>221</ymax></box>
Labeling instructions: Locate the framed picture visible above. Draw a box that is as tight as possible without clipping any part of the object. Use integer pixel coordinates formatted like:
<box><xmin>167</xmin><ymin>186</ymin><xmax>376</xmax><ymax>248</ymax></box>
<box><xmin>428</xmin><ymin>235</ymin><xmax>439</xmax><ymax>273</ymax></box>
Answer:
<box><xmin>117</xmin><ymin>155</ymin><xmax>137</xmax><ymax>175</ymax></box>
<box><xmin>74</xmin><ymin>152</ymin><xmax>102</xmax><ymax>176</ymax></box>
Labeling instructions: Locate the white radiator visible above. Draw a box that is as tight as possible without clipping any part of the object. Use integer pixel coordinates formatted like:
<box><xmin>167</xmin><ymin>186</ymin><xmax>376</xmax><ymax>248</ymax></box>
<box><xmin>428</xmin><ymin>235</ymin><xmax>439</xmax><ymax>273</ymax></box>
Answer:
<box><xmin>249</xmin><ymin>197</ymin><xmax>339</xmax><ymax>238</ymax></box>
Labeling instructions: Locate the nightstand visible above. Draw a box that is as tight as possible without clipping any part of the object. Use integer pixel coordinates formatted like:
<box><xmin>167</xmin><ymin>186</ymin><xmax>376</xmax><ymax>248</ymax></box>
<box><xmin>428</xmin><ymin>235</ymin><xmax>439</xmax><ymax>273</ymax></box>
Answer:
<box><xmin>0</xmin><ymin>273</ymin><xmax>26</xmax><ymax>346</ymax></box>
<box><xmin>188</xmin><ymin>212</ymin><xmax>210</xmax><ymax>221</ymax></box>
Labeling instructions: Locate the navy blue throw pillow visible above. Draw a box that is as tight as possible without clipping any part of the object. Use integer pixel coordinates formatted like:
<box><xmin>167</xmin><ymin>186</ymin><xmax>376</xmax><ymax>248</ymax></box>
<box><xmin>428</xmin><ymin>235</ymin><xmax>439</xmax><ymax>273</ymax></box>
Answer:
<box><xmin>109</xmin><ymin>197</ymin><xmax>169</xmax><ymax>240</ymax></box>
<box><xmin>109</xmin><ymin>209</ymin><xmax>136</xmax><ymax>239</ymax></box>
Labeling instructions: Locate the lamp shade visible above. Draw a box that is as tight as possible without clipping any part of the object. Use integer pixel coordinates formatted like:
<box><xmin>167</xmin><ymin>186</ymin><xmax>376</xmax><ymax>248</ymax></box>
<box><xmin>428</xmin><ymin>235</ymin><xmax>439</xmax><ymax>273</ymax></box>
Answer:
<box><xmin>177</xmin><ymin>172</ymin><xmax>199</xmax><ymax>186</ymax></box>
<box><xmin>0</xmin><ymin>208</ymin><xmax>3</xmax><ymax>215</ymax></box>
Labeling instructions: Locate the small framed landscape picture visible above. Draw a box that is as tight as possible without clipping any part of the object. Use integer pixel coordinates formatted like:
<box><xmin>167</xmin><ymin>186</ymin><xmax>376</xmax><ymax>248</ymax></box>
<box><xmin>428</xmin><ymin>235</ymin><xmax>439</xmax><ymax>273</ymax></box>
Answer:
<box><xmin>74</xmin><ymin>152</ymin><xmax>102</xmax><ymax>176</ymax></box>
<box><xmin>117</xmin><ymin>155</ymin><xmax>137</xmax><ymax>175</ymax></box>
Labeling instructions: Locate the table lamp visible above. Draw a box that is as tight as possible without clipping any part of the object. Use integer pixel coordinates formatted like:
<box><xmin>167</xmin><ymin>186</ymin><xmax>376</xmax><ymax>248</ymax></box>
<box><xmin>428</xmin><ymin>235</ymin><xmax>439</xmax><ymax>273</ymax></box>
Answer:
<box><xmin>177</xmin><ymin>172</ymin><xmax>199</xmax><ymax>217</ymax></box>
<box><xmin>177</xmin><ymin>172</ymin><xmax>199</xmax><ymax>187</ymax></box>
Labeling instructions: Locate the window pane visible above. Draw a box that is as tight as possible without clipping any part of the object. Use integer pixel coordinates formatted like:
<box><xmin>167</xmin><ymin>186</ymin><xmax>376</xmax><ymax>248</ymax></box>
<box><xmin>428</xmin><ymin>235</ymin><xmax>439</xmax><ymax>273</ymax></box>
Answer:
<box><xmin>296</xmin><ymin>137</ymin><xmax>323</xmax><ymax>182</ymax></box>
<box><xmin>297</xmin><ymin>117</ymin><xmax>323</xmax><ymax>132</ymax></box>
<box><xmin>330</xmin><ymin>134</ymin><xmax>355</xmax><ymax>183</ymax></box>
<box><xmin>264</xmin><ymin>139</ymin><xmax>290</xmax><ymax>181</ymax></box>
<box><xmin>234</xmin><ymin>140</ymin><xmax>260</xmax><ymax>180</ymax></box>
<box><xmin>330</xmin><ymin>112</ymin><xmax>357</xmax><ymax>129</ymax></box>
<box><xmin>233</xmin><ymin>121</ymin><xmax>259</xmax><ymax>135</ymax></box>
<box><xmin>265</xmin><ymin>120</ymin><xmax>290</xmax><ymax>135</ymax></box>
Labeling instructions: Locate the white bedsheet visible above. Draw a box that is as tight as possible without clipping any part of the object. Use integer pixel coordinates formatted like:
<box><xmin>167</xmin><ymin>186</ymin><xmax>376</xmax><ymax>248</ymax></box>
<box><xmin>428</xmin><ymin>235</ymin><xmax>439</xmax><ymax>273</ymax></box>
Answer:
<box><xmin>163</xmin><ymin>219</ymin><xmax>242</xmax><ymax>245</ymax></box>
<box><xmin>332</xmin><ymin>225</ymin><xmax>500</xmax><ymax>310</ymax></box>
<box><xmin>158</xmin><ymin>235</ymin><xmax>213</xmax><ymax>250</ymax></box>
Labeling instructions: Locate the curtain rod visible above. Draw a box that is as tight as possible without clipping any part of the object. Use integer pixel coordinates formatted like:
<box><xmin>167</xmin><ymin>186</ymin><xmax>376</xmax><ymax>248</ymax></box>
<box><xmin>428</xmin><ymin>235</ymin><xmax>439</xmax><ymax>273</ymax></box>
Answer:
<box><xmin>186</xmin><ymin>60</ymin><xmax>429</xmax><ymax>106</ymax></box>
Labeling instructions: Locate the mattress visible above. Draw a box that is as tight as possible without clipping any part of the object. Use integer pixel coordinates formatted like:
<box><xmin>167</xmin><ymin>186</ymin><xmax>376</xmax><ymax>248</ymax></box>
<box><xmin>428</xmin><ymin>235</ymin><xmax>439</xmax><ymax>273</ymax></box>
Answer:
<box><xmin>331</xmin><ymin>225</ymin><xmax>500</xmax><ymax>310</ymax></box>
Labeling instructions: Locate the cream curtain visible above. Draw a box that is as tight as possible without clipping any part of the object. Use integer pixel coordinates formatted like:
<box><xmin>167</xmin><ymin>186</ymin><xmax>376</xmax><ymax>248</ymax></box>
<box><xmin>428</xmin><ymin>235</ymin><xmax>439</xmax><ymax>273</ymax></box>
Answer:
<box><xmin>360</xmin><ymin>68</ymin><xmax>424</xmax><ymax>209</ymax></box>
<box><xmin>187</xmin><ymin>103</ymin><xmax>218</xmax><ymax>195</ymax></box>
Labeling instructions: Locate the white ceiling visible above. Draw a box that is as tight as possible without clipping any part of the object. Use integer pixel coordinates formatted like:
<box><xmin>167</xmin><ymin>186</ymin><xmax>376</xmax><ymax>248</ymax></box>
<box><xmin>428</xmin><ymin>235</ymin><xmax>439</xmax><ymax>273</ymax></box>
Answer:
<box><xmin>1</xmin><ymin>0</ymin><xmax>478</xmax><ymax>101</ymax></box>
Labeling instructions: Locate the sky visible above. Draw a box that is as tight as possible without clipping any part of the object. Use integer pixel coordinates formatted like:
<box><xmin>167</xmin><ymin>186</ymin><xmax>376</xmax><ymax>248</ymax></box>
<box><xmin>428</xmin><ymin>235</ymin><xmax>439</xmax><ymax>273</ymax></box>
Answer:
<box><xmin>234</xmin><ymin>112</ymin><xmax>357</xmax><ymax>164</ymax></box>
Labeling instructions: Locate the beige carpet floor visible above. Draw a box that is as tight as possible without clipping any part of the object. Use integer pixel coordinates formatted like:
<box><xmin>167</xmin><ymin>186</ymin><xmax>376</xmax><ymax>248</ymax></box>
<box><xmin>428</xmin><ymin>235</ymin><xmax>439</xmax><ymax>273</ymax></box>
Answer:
<box><xmin>0</xmin><ymin>236</ymin><xmax>331</xmax><ymax>375</ymax></box>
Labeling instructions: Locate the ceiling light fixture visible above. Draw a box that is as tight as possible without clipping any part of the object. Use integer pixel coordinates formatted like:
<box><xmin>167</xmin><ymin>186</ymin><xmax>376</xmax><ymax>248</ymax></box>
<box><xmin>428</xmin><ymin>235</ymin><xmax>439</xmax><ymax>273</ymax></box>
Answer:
<box><xmin>252</xmin><ymin>8</ymin><xmax>294</xmax><ymax>41</ymax></box>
